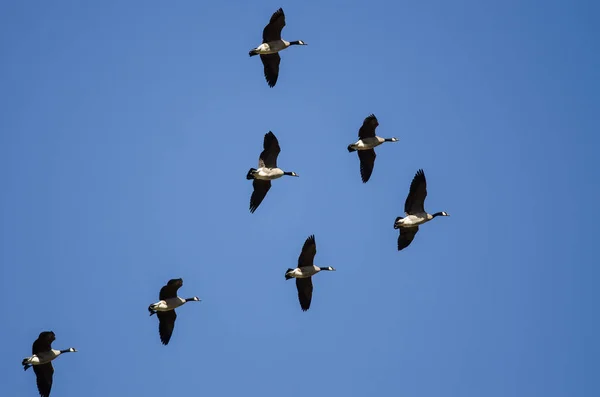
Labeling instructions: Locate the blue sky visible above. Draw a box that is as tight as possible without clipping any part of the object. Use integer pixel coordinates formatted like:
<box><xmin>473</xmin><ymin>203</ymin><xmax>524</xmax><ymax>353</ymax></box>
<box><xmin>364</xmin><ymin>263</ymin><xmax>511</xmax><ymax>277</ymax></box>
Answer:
<box><xmin>1</xmin><ymin>1</ymin><xmax>598</xmax><ymax>396</ymax></box>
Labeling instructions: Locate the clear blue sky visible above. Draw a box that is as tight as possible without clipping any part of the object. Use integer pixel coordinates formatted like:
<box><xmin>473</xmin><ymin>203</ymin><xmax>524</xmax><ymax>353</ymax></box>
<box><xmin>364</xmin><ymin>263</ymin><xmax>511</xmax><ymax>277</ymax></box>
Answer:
<box><xmin>1</xmin><ymin>1</ymin><xmax>598</xmax><ymax>396</ymax></box>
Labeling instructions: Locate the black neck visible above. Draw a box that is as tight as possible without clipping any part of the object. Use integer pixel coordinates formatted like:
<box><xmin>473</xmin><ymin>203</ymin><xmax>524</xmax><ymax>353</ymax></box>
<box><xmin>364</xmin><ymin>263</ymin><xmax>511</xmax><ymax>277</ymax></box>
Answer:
<box><xmin>284</xmin><ymin>172</ymin><xmax>294</xmax><ymax>176</ymax></box>
<box><xmin>60</xmin><ymin>349</ymin><xmax>71</xmax><ymax>353</ymax></box>
<box><xmin>289</xmin><ymin>41</ymin><xmax>302</xmax><ymax>45</ymax></box>
<box><xmin>432</xmin><ymin>212</ymin><xmax>445</xmax><ymax>218</ymax></box>
<box><xmin>185</xmin><ymin>297</ymin><xmax>196</xmax><ymax>302</ymax></box>
<box><xmin>384</xmin><ymin>138</ymin><xmax>394</xmax><ymax>142</ymax></box>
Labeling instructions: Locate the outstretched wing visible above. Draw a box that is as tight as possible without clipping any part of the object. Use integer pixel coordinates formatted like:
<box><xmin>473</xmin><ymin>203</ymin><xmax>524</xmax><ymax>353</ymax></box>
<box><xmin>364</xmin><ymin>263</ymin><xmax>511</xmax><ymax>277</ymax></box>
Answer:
<box><xmin>358</xmin><ymin>114</ymin><xmax>379</xmax><ymax>139</ymax></box>
<box><xmin>398</xmin><ymin>227</ymin><xmax>419</xmax><ymax>251</ymax></box>
<box><xmin>159</xmin><ymin>280</ymin><xmax>182</xmax><ymax>300</ymax></box>
<box><xmin>157</xmin><ymin>310</ymin><xmax>177</xmax><ymax>345</ymax></box>
<box><xmin>260</xmin><ymin>53</ymin><xmax>281</xmax><ymax>88</ymax></box>
<box><xmin>33</xmin><ymin>363</ymin><xmax>54</xmax><ymax>397</ymax></box>
<box><xmin>259</xmin><ymin>131</ymin><xmax>281</xmax><ymax>168</ymax></box>
<box><xmin>296</xmin><ymin>277</ymin><xmax>313</xmax><ymax>311</ymax></box>
<box><xmin>262</xmin><ymin>8</ymin><xmax>286</xmax><ymax>43</ymax></box>
<box><xmin>358</xmin><ymin>149</ymin><xmax>376</xmax><ymax>183</ymax></box>
<box><xmin>250</xmin><ymin>180</ymin><xmax>271</xmax><ymax>213</ymax></box>
<box><xmin>404</xmin><ymin>169</ymin><xmax>427</xmax><ymax>215</ymax></box>
<box><xmin>298</xmin><ymin>235</ymin><xmax>317</xmax><ymax>268</ymax></box>
<box><xmin>32</xmin><ymin>331</ymin><xmax>55</xmax><ymax>354</ymax></box>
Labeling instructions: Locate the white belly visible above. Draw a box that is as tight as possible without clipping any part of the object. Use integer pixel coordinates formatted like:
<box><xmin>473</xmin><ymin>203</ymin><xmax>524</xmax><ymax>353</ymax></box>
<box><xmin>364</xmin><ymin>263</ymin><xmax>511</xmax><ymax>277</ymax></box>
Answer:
<box><xmin>29</xmin><ymin>350</ymin><xmax>59</xmax><ymax>365</ymax></box>
<box><xmin>256</xmin><ymin>41</ymin><xmax>288</xmax><ymax>54</ymax></box>
<box><xmin>153</xmin><ymin>297</ymin><xmax>185</xmax><ymax>311</ymax></box>
<box><xmin>293</xmin><ymin>266</ymin><xmax>318</xmax><ymax>278</ymax></box>
<box><xmin>255</xmin><ymin>168</ymin><xmax>283</xmax><ymax>180</ymax></box>
<box><xmin>401</xmin><ymin>214</ymin><xmax>427</xmax><ymax>227</ymax></box>
<box><xmin>355</xmin><ymin>137</ymin><xmax>382</xmax><ymax>150</ymax></box>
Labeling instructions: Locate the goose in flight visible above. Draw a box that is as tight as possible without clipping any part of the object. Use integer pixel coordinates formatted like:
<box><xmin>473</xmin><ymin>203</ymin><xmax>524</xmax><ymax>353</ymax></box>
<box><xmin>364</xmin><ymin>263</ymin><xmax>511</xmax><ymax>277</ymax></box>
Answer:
<box><xmin>148</xmin><ymin>278</ymin><xmax>201</xmax><ymax>345</ymax></box>
<box><xmin>394</xmin><ymin>169</ymin><xmax>449</xmax><ymax>250</ymax></box>
<box><xmin>347</xmin><ymin>114</ymin><xmax>399</xmax><ymax>183</ymax></box>
<box><xmin>246</xmin><ymin>131</ymin><xmax>298</xmax><ymax>213</ymax></box>
<box><xmin>249</xmin><ymin>8</ymin><xmax>307</xmax><ymax>87</ymax></box>
<box><xmin>22</xmin><ymin>331</ymin><xmax>77</xmax><ymax>397</ymax></box>
<box><xmin>285</xmin><ymin>235</ymin><xmax>335</xmax><ymax>311</ymax></box>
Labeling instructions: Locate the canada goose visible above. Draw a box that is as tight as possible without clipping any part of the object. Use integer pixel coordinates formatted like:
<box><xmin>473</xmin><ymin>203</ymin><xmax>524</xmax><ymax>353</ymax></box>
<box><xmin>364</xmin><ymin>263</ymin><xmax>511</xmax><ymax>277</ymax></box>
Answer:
<box><xmin>246</xmin><ymin>131</ymin><xmax>298</xmax><ymax>213</ymax></box>
<box><xmin>347</xmin><ymin>114</ymin><xmax>399</xmax><ymax>183</ymax></box>
<box><xmin>249</xmin><ymin>8</ymin><xmax>307</xmax><ymax>87</ymax></box>
<box><xmin>148</xmin><ymin>278</ymin><xmax>201</xmax><ymax>345</ymax></box>
<box><xmin>22</xmin><ymin>331</ymin><xmax>77</xmax><ymax>397</ymax></box>
<box><xmin>285</xmin><ymin>235</ymin><xmax>335</xmax><ymax>311</ymax></box>
<box><xmin>394</xmin><ymin>169</ymin><xmax>449</xmax><ymax>250</ymax></box>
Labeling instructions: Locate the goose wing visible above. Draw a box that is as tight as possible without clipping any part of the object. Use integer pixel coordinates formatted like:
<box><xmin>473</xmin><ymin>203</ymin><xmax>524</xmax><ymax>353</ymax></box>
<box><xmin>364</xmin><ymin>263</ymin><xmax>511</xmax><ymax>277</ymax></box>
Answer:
<box><xmin>404</xmin><ymin>169</ymin><xmax>427</xmax><ymax>215</ymax></box>
<box><xmin>250</xmin><ymin>180</ymin><xmax>271</xmax><ymax>213</ymax></box>
<box><xmin>358</xmin><ymin>149</ymin><xmax>376</xmax><ymax>183</ymax></box>
<box><xmin>258</xmin><ymin>131</ymin><xmax>281</xmax><ymax>168</ymax></box>
<box><xmin>298</xmin><ymin>235</ymin><xmax>317</xmax><ymax>268</ymax></box>
<box><xmin>260</xmin><ymin>54</ymin><xmax>281</xmax><ymax>88</ymax></box>
<box><xmin>157</xmin><ymin>310</ymin><xmax>177</xmax><ymax>345</ymax></box>
<box><xmin>159</xmin><ymin>279</ymin><xmax>182</xmax><ymax>300</ymax></box>
<box><xmin>358</xmin><ymin>114</ymin><xmax>379</xmax><ymax>139</ymax></box>
<box><xmin>33</xmin><ymin>363</ymin><xmax>53</xmax><ymax>397</ymax></box>
<box><xmin>296</xmin><ymin>277</ymin><xmax>313</xmax><ymax>311</ymax></box>
<box><xmin>262</xmin><ymin>8</ymin><xmax>285</xmax><ymax>43</ymax></box>
<box><xmin>398</xmin><ymin>227</ymin><xmax>419</xmax><ymax>251</ymax></box>
<box><xmin>32</xmin><ymin>331</ymin><xmax>55</xmax><ymax>354</ymax></box>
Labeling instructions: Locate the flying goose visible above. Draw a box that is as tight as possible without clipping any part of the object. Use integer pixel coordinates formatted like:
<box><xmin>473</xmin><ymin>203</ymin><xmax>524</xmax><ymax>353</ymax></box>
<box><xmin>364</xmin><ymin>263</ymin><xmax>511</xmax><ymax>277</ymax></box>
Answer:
<box><xmin>394</xmin><ymin>169</ymin><xmax>449</xmax><ymax>250</ymax></box>
<box><xmin>347</xmin><ymin>114</ymin><xmax>399</xmax><ymax>183</ymax></box>
<box><xmin>285</xmin><ymin>235</ymin><xmax>335</xmax><ymax>311</ymax></box>
<box><xmin>246</xmin><ymin>131</ymin><xmax>298</xmax><ymax>213</ymax></box>
<box><xmin>148</xmin><ymin>278</ymin><xmax>201</xmax><ymax>345</ymax></box>
<box><xmin>249</xmin><ymin>8</ymin><xmax>307</xmax><ymax>87</ymax></box>
<box><xmin>22</xmin><ymin>331</ymin><xmax>77</xmax><ymax>397</ymax></box>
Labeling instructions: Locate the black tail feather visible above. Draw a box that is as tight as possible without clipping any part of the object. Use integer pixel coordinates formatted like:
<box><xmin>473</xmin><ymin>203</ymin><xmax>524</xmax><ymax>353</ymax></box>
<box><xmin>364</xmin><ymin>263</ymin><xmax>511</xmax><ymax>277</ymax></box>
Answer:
<box><xmin>347</xmin><ymin>145</ymin><xmax>356</xmax><ymax>153</ymax></box>
<box><xmin>246</xmin><ymin>168</ymin><xmax>257</xmax><ymax>180</ymax></box>
<box><xmin>285</xmin><ymin>268</ymin><xmax>295</xmax><ymax>280</ymax></box>
<box><xmin>249</xmin><ymin>50</ymin><xmax>258</xmax><ymax>57</ymax></box>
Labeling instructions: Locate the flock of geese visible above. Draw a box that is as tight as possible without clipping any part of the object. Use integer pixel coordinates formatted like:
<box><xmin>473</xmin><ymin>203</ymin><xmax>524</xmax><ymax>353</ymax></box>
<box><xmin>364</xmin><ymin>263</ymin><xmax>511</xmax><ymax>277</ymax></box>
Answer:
<box><xmin>20</xmin><ymin>8</ymin><xmax>450</xmax><ymax>397</ymax></box>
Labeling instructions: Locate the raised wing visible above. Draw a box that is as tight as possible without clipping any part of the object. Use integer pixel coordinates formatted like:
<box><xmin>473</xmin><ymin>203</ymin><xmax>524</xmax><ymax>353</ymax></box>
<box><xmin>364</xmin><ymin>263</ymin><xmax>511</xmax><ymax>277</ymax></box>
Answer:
<box><xmin>157</xmin><ymin>310</ymin><xmax>177</xmax><ymax>345</ymax></box>
<box><xmin>262</xmin><ymin>8</ymin><xmax>285</xmax><ymax>43</ymax></box>
<box><xmin>298</xmin><ymin>235</ymin><xmax>317</xmax><ymax>268</ymax></box>
<box><xmin>404</xmin><ymin>169</ymin><xmax>427</xmax><ymax>215</ymax></box>
<box><xmin>32</xmin><ymin>331</ymin><xmax>55</xmax><ymax>354</ymax></box>
<box><xmin>260</xmin><ymin>53</ymin><xmax>281</xmax><ymax>88</ymax></box>
<box><xmin>33</xmin><ymin>363</ymin><xmax>54</xmax><ymax>397</ymax></box>
<box><xmin>296</xmin><ymin>277</ymin><xmax>313</xmax><ymax>311</ymax></box>
<box><xmin>398</xmin><ymin>227</ymin><xmax>419</xmax><ymax>251</ymax></box>
<box><xmin>159</xmin><ymin>278</ymin><xmax>183</xmax><ymax>300</ymax></box>
<box><xmin>259</xmin><ymin>131</ymin><xmax>281</xmax><ymax>168</ymax></box>
<box><xmin>358</xmin><ymin>114</ymin><xmax>379</xmax><ymax>139</ymax></box>
<box><xmin>250</xmin><ymin>180</ymin><xmax>271</xmax><ymax>213</ymax></box>
<box><xmin>358</xmin><ymin>149</ymin><xmax>376</xmax><ymax>183</ymax></box>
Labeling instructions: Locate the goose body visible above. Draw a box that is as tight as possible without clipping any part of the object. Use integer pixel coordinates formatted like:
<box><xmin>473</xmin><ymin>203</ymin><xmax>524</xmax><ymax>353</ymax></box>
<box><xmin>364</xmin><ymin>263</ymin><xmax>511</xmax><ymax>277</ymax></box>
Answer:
<box><xmin>286</xmin><ymin>265</ymin><xmax>332</xmax><ymax>279</ymax></box>
<box><xmin>249</xmin><ymin>8</ymin><xmax>307</xmax><ymax>87</ymax></box>
<box><xmin>247</xmin><ymin>131</ymin><xmax>298</xmax><ymax>213</ymax></box>
<box><xmin>285</xmin><ymin>235</ymin><xmax>335</xmax><ymax>311</ymax></box>
<box><xmin>148</xmin><ymin>296</ymin><xmax>197</xmax><ymax>312</ymax></box>
<box><xmin>148</xmin><ymin>278</ymin><xmax>201</xmax><ymax>345</ymax></box>
<box><xmin>394</xmin><ymin>169</ymin><xmax>449</xmax><ymax>250</ymax></box>
<box><xmin>22</xmin><ymin>331</ymin><xmax>77</xmax><ymax>397</ymax></box>
<box><xmin>251</xmin><ymin>167</ymin><xmax>285</xmax><ymax>181</ymax></box>
<box><xmin>347</xmin><ymin>114</ymin><xmax>399</xmax><ymax>183</ymax></box>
